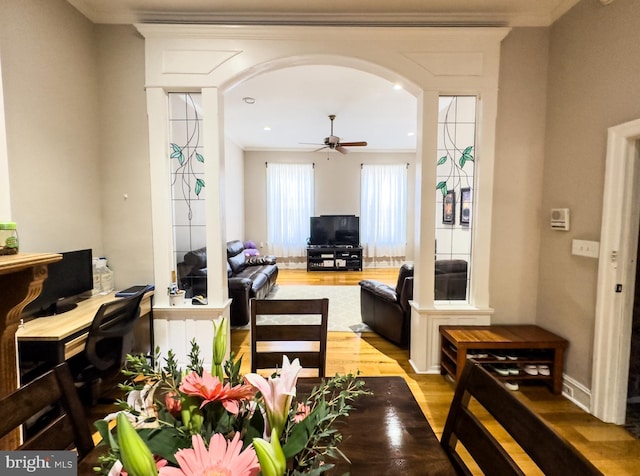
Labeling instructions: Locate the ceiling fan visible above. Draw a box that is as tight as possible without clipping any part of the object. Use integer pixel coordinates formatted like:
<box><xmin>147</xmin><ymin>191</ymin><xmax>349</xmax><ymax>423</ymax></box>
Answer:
<box><xmin>307</xmin><ymin>114</ymin><xmax>368</xmax><ymax>154</ymax></box>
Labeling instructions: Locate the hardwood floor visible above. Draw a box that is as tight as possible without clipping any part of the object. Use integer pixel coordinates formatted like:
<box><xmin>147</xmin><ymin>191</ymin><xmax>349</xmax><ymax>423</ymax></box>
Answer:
<box><xmin>90</xmin><ymin>268</ymin><xmax>640</xmax><ymax>474</ymax></box>
<box><xmin>275</xmin><ymin>268</ymin><xmax>397</xmax><ymax>286</ymax></box>
<box><xmin>235</xmin><ymin>269</ymin><xmax>640</xmax><ymax>475</ymax></box>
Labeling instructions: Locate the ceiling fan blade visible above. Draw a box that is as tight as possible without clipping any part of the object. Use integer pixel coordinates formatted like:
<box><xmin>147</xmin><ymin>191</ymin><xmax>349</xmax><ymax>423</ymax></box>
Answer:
<box><xmin>336</xmin><ymin>146</ymin><xmax>349</xmax><ymax>154</ymax></box>
<box><xmin>313</xmin><ymin>145</ymin><xmax>329</xmax><ymax>152</ymax></box>
<box><xmin>339</xmin><ymin>141</ymin><xmax>368</xmax><ymax>147</ymax></box>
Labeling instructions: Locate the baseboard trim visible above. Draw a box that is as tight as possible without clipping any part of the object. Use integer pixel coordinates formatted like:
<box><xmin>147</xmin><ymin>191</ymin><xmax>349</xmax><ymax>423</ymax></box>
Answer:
<box><xmin>561</xmin><ymin>373</ymin><xmax>591</xmax><ymax>413</ymax></box>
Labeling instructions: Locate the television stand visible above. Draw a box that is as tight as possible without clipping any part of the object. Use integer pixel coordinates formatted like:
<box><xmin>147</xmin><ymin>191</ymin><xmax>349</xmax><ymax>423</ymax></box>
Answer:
<box><xmin>307</xmin><ymin>246</ymin><xmax>362</xmax><ymax>271</ymax></box>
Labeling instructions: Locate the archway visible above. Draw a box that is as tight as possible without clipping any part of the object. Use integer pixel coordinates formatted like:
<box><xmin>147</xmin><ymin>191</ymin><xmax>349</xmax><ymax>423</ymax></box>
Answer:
<box><xmin>137</xmin><ymin>24</ymin><xmax>507</xmax><ymax>370</ymax></box>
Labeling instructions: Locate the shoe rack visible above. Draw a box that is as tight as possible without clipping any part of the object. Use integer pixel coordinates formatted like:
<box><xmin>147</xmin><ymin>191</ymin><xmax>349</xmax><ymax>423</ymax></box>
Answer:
<box><xmin>439</xmin><ymin>325</ymin><xmax>568</xmax><ymax>394</ymax></box>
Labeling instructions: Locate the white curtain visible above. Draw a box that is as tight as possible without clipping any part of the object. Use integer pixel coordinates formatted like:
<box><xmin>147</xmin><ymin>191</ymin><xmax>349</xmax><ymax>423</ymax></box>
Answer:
<box><xmin>360</xmin><ymin>164</ymin><xmax>407</xmax><ymax>258</ymax></box>
<box><xmin>267</xmin><ymin>163</ymin><xmax>314</xmax><ymax>257</ymax></box>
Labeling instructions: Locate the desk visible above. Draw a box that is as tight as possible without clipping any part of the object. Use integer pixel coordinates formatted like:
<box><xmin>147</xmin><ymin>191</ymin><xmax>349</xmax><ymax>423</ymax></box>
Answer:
<box><xmin>79</xmin><ymin>376</ymin><xmax>455</xmax><ymax>475</ymax></box>
<box><xmin>16</xmin><ymin>291</ymin><xmax>154</xmax><ymax>380</ymax></box>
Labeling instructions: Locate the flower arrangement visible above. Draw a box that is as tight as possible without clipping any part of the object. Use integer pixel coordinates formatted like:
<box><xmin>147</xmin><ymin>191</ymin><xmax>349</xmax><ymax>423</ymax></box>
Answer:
<box><xmin>94</xmin><ymin>318</ymin><xmax>370</xmax><ymax>476</ymax></box>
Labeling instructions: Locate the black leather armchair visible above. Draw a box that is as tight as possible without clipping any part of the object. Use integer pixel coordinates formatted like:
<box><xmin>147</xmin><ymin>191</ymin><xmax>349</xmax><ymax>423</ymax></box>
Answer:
<box><xmin>359</xmin><ymin>264</ymin><xmax>414</xmax><ymax>347</ymax></box>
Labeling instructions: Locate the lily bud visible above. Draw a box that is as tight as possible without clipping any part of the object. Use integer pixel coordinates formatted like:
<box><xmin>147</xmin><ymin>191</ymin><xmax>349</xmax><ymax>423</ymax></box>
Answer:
<box><xmin>253</xmin><ymin>429</ymin><xmax>286</xmax><ymax>476</ymax></box>
<box><xmin>180</xmin><ymin>395</ymin><xmax>204</xmax><ymax>433</ymax></box>
<box><xmin>212</xmin><ymin>317</ymin><xmax>227</xmax><ymax>380</ymax></box>
<box><xmin>116</xmin><ymin>413</ymin><xmax>158</xmax><ymax>476</ymax></box>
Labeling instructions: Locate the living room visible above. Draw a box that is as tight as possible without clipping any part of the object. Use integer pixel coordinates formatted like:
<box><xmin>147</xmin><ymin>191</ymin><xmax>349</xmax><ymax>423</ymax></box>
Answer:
<box><xmin>2</xmin><ymin>0</ymin><xmax>640</xmax><ymax>441</ymax></box>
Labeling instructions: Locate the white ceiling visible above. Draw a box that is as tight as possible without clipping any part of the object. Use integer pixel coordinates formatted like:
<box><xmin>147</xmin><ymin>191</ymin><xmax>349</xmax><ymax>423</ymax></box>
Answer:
<box><xmin>66</xmin><ymin>0</ymin><xmax>584</xmax><ymax>153</ymax></box>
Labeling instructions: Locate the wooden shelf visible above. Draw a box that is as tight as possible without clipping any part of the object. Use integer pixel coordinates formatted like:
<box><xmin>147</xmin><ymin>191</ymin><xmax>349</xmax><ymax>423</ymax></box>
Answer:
<box><xmin>307</xmin><ymin>246</ymin><xmax>362</xmax><ymax>271</ymax></box>
<box><xmin>439</xmin><ymin>325</ymin><xmax>568</xmax><ymax>394</ymax></box>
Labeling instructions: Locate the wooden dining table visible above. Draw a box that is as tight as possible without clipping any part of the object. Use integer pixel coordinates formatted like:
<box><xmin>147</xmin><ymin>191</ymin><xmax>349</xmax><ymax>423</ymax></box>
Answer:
<box><xmin>298</xmin><ymin>376</ymin><xmax>457</xmax><ymax>475</ymax></box>
<box><xmin>79</xmin><ymin>376</ymin><xmax>456</xmax><ymax>475</ymax></box>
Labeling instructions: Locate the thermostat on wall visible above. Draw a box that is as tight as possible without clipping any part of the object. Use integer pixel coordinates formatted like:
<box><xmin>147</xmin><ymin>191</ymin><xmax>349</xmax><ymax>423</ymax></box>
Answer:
<box><xmin>551</xmin><ymin>208</ymin><xmax>570</xmax><ymax>231</ymax></box>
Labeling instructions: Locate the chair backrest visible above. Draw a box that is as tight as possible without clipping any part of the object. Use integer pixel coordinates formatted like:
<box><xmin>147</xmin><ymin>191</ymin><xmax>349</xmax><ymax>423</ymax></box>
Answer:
<box><xmin>440</xmin><ymin>360</ymin><xmax>603</xmax><ymax>476</ymax></box>
<box><xmin>395</xmin><ymin>263</ymin><xmax>414</xmax><ymax>294</ymax></box>
<box><xmin>85</xmin><ymin>289</ymin><xmax>146</xmax><ymax>373</ymax></box>
<box><xmin>0</xmin><ymin>362</ymin><xmax>94</xmax><ymax>459</ymax></box>
<box><xmin>250</xmin><ymin>298</ymin><xmax>329</xmax><ymax>377</ymax></box>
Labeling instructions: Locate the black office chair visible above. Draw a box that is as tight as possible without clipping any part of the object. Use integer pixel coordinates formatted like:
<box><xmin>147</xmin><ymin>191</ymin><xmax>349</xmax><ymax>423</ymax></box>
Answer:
<box><xmin>72</xmin><ymin>289</ymin><xmax>146</xmax><ymax>405</ymax></box>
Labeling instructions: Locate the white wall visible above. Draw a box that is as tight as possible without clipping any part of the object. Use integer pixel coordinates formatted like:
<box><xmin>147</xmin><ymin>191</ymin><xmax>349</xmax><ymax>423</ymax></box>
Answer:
<box><xmin>96</xmin><ymin>25</ymin><xmax>153</xmax><ymax>287</ymax></box>
<box><xmin>243</xmin><ymin>150</ymin><xmax>416</xmax><ymax>264</ymax></box>
<box><xmin>224</xmin><ymin>138</ymin><xmax>245</xmax><ymax>242</ymax></box>
<box><xmin>490</xmin><ymin>28</ymin><xmax>549</xmax><ymax>324</ymax></box>
<box><xmin>0</xmin><ymin>53</ymin><xmax>10</xmax><ymax>220</ymax></box>
<box><xmin>538</xmin><ymin>0</ymin><xmax>640</xmax><ymax>388</ymax></box>
<box><xmin>2</xmin><ymin>0</ymin><xmax>103</xmax><ymax>254</ymax></box>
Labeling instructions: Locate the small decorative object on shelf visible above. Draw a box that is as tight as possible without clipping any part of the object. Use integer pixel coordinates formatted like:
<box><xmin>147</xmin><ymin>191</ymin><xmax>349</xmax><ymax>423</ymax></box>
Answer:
<box><xmin>167</xmin><ymin>282</ymin><xmax>185</xmax><ymax>306</ymax></box>
<box><xmin>94</xmin><ymin>319</ymin><xmax>370</xmax><ymax>476</ymax></box>
<box><xmin>0</xmin><ymin>222</ymin><xmax>19</xmax><ymax>255</ymax></box>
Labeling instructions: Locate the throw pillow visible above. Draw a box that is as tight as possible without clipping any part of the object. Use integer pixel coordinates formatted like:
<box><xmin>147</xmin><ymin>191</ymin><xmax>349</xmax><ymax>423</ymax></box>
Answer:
<box><xmin>247</xmin><ymin>256</ymin><xmax>276</xmax><ymax>266</ymax></box>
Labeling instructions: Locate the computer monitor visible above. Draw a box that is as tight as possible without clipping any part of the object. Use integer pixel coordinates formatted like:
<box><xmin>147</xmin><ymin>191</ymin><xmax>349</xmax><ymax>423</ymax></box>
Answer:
<box><xmin>22</xmin><ymin>249</ymin><xmax>94</xmax><ymax>317</ymax></box>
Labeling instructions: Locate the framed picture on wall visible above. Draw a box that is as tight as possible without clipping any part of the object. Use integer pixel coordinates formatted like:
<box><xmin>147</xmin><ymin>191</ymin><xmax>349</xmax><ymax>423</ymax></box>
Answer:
<box><xmin>460</xmin><ymin>187</ymin><xmax>471</xmax><ymax>225</ymax></box>
<box><xmin>443</xmin><ymin>190</ymin><xmax>455</xmax><ymax>224</ymax></box>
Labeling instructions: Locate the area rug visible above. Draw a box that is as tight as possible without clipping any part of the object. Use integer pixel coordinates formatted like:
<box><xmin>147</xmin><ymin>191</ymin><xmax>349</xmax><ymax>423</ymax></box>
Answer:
<box><xmin>239</xmin><ymin>285</ymin><xmax>372</xmax><ymax>333</ymax></box>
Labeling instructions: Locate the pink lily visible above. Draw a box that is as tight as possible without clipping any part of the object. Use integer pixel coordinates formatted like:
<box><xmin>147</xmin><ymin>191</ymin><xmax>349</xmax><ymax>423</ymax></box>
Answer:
<box><xmin>244</xmin><ymin>356</ymin><xmax>302</xmax><ymax>438</ymax></box>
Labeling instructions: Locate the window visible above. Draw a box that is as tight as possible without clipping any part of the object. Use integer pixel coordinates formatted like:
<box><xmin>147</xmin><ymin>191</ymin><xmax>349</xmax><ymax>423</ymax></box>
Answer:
<box><xmin>360</xmin><ymin>164</ymin><xmax>408</xmax><ymax>258</ymax></box>
<box><xmin>435</xmin><ymin>96</ymin><xmax>477</xmax><ymax>301</ymax></box>
<box><xmin>168</xmin><ymin>92</ymin><xmax>205</xmax><ymax>296</ymax></box>
<box><xmin>266</xmin><ymin>163</ymin><xmax>314</xmax><ymax>257</ymax></box>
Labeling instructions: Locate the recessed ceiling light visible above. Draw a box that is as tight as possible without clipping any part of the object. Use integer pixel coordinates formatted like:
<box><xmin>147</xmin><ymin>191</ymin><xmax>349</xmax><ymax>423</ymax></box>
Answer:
<box><xmin>407</xmin><ymin>132</ymin><xmax>415</xmax><ymax>137</ymax></box>
<box><xmin>393</xmin><ymin>84</ymin><xmax>403</xmax><ymax>91</ymax></box>
<box><xmin>242</xmin><ymin>97</ymin><xmax>256</xmax><ymax>104</ymax></box>
<box><xmin>263</xmin><ymin>126</ymin><xmax>271</xmax><ymax>131</ymax></box>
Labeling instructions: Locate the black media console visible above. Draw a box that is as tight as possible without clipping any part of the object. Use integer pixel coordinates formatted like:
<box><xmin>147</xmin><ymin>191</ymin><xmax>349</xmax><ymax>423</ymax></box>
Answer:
<box><xmin>307</xmin><ymin>246</ymin><xmax>363</xmax><ymax>271</ymax></box>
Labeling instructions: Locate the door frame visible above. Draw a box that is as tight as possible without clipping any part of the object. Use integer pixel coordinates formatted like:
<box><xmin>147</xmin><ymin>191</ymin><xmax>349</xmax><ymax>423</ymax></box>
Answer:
<box><xmin>592</xmin><ymin>118</ymin><xmax>640</xmax><ymax>424</ymax></box>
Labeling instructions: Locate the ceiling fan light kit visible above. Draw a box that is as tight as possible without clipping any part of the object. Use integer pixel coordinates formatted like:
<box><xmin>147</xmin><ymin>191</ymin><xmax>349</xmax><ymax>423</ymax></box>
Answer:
<box><xmin>311</xmin><ymin>114</ymin><xmax>368</xmax><ymax>154</ymax></box>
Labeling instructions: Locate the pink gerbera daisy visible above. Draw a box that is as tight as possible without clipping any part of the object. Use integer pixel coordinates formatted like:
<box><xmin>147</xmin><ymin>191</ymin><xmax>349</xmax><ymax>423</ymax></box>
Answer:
<box><xmin>159</xmin><ymin>432</ymin><xmax>260</xmax><ymax>476</ymax></box>
<box><xmin>179</xmin><ymin>370</ymin><xmax>256</xmax><ymax>415</ymax></box>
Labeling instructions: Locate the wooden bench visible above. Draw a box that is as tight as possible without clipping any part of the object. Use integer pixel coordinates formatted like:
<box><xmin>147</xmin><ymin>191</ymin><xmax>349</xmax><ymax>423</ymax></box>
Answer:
<box><xmin>441</xmin><ymin>360</ymin><xmax>603</xmax><ymax>475</ymax></box>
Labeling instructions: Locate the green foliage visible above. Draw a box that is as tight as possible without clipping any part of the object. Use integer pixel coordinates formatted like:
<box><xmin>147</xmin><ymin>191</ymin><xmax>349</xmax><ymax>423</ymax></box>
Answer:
<box><xmin>282</xmin><ymin>373</ymin><xmax>371</xmax><ymax>474</ymax></box>
<box><xmin>169</xmin><ymin>142</ymin><xmax>205</xmax><ymax>199</ymax></box>
<box><xmin>96</xmin><ymin>341</ymin><xmax>369</xmax><ymax>475</ymax></box>
<box><xmin>459</xmin><ymin>146</ymin><xmax>474</xmax><ymax>168</ymax></box>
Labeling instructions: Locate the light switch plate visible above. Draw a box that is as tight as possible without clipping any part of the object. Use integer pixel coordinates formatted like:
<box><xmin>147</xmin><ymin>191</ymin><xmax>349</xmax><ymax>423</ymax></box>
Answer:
<box><xmin>572</xmin><ymin>239</ymin><xmax>600</xmax><ymax>258</ymax></box>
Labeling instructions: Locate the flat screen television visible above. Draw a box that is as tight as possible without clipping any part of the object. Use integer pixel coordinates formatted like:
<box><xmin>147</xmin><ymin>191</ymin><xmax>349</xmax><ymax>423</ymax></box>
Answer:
<box><xmin>309</xmin><ymin>215</ymin><xmax>360</xmax><ymax>246</ymax></box>
<box><xmin>22</xmin><ymin>249</ymin><xmax>94</xmax><ymax>317</ymax></box>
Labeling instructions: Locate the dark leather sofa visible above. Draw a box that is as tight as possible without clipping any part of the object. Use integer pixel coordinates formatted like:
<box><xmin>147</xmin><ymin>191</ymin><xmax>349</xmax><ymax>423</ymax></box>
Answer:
<box><xmin>177</xmin><ymin>240</ymin><xmax>278</xmax><ymax>326</ymax></box>
<box><xmin>359</xmin><ymin>260</ymin><xmax>468</xmax><ymax>346</ymax></box>
<box><xmin>435</xmin><ymin>259</ymin><xmax>468</xmax><ymax>300</ymax></box>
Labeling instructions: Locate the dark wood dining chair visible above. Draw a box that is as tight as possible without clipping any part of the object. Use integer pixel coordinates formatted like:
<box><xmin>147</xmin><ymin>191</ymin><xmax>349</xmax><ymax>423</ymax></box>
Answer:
<box><xmin>0</xmin><ymin>362</ymin><xmax>94</xmax><ymax>458</ymax></box>
<box><xmin>72</xmin><ymin>289</ymin><xmax>146</xmax><ymax>404</ymax></box>
<box><xmin>250</xmin><ymin>298</ymin><xmax>329</xmax><ymax>377</ymax></box>
<box><xmin>440</xmin><ymin>360</ymin><xmax>603</xmax><ymax>476</ymax></box>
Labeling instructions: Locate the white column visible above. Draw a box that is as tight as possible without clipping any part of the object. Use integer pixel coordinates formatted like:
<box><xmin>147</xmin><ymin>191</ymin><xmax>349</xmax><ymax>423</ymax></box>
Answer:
<box><xmin>202</xmin><ymin>88</ymin><xmax>231</xmax><ymax>310</ymax></box>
